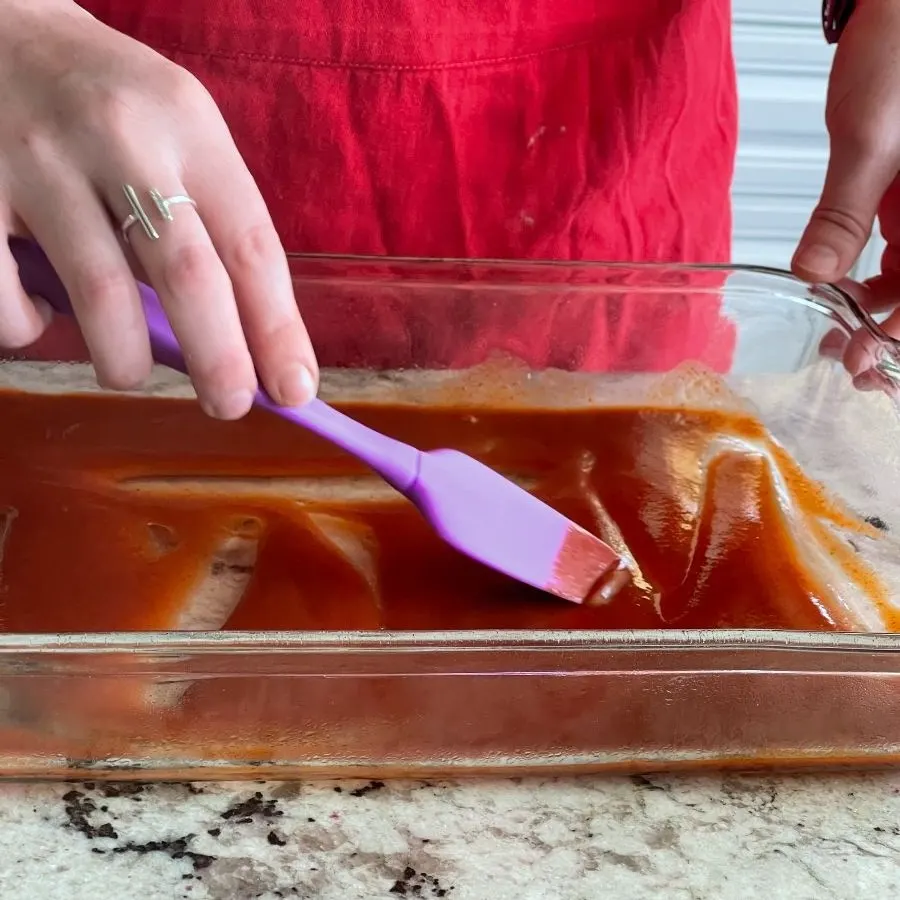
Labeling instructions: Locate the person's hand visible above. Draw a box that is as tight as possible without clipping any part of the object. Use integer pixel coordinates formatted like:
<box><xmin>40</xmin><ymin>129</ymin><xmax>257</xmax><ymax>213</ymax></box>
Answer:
<box><xmin>793</xmin><ymin>0</ymin><xmax>900</xmax><ymax>387</ymax></box>
<box><xmin>0</xmin><ymin>0</ymin><xmax>318</xmax><ymax>419</ymax></box>
<box><xmin>792</xmin><ymin>0</ymin><xmax>900</xmax><ymax>290</ymax></box>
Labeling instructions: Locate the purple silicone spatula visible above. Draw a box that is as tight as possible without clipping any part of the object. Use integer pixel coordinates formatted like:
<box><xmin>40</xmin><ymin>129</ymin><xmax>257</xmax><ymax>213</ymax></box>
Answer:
<box><xmin>11</xmin><ymin>237</ymin><xmax>630</xmax><ymax>604</ymax></box>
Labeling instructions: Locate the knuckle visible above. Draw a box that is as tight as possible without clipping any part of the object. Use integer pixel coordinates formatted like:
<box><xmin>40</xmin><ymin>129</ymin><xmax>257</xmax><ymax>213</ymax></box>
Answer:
<box><xmin>197</xmin><ymin>348</ymin><xmax>255</xmax><ymax>386</ymax></box>
<box><xmin>192</xmin><ymin>331</ymin><xmax>256</xmax><ymax>380</ymax></box>
<box><xmin>77</xmin><ymin>87</ymin><xmax>142</xmax><ymax>141</ymax></box>
<box><xmin>164</xmin><ymin>68</ymin><xmax>215</xmax><ymax>112</ymax></box>
<box><xmin>14</xmin><ymin>126</ymin><xmax>60</xmax><ymax>169</ymax></box>
<box><xmin>159</xmin><ymin>243</ymin><xmax>219</xmax><ymax>296</ymax></box>
<box><xmin>811</xmin><ymin>205</ymin><xmax>872</xmax><ymax>242</ymax></box>
<box><xmin>253</xmin><ymin>316</ymin><xmax>305</xmax><ymax>359</ymax></box>
<box><xmin>228</xmin><ymin>224</ymin><xmax>283</xmax><ymax>276</ymax></box>
<box><xmin>71</xmin><ymin>266</ymin><xmax>135</xmax><ymax>312</ymax></box>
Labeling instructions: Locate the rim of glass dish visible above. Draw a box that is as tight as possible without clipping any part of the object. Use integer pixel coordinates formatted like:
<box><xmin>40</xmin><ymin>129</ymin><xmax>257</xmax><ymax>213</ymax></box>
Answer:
<box><xmin>284</xmin><ymin>253</ymin><xmax>900</xmax><ymax>365</ymax></box>
<box><xmin>286</xmin><ymin>254</ymin><xmax>820</xmax><ymax>276</ymax></box>
<box><xmin>0</xmin><ymin>629</ymin><xmax>899</xmax><ymax>654</ymax></box>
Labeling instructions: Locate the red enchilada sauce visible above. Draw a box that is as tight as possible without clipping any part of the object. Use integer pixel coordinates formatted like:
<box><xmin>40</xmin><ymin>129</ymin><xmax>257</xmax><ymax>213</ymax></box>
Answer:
<box><xmin>0</xmin><ymin>390</ymin><xmax>891</xmax><ymax>634</ymax></box>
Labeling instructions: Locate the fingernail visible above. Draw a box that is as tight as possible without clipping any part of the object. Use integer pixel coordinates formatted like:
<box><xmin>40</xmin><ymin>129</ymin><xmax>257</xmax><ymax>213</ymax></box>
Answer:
<box><xmin>794</xmin><ymin>244</ymin><xmax>840</xmax><ymax>279</ymax></box>
<box><xmin>202</xmin><ymin>389</ymin><xmax>254</xmax><ymax>420</ymax></box>
<box><xmin>278</xmin><ymin>364</ymin><xmax>318</xmax><ymax>406</ymax></box>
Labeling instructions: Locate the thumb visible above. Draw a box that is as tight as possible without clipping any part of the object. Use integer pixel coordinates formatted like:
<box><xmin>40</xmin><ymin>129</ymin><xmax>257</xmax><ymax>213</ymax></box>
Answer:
<box><xmin>792</xmin><ymin>141</ymin><xmax>894</xmax><ymax>283</ymax></box>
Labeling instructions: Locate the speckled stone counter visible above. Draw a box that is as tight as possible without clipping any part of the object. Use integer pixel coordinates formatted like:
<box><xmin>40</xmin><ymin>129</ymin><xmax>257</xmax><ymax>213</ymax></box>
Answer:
<box><xmin>0</xmin><ymin>772</ymin><xmax>899</xmax><ymax>899</ymax></box>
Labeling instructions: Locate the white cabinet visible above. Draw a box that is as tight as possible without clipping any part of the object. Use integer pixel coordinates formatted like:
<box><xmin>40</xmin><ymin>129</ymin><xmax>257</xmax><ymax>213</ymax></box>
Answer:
<box><xmin>731</xmin><ymin>2</ymin><xmax>832</xmax><ymax>269</ymax></box>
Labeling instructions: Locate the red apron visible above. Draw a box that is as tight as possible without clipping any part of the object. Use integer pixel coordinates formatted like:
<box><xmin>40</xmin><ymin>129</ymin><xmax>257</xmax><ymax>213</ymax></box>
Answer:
<box><xmin>43</xmin><ymin>1</ymin><xmax>739</xmax><ymax>370</ymax></box>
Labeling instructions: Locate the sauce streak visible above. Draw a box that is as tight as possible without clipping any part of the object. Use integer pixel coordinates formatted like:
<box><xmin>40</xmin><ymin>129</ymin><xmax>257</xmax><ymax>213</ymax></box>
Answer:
<box><xmin>0</xmin><ymin>390</ymin><xmax>889</xmax><ymax>633</ymax></box>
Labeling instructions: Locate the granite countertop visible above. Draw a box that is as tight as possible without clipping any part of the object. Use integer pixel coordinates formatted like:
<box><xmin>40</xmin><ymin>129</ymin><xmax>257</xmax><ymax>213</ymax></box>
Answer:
<box><xmin>0</xmin><ymin>772</ymin><xmax>899</xmax><ymax>900</ymax></box>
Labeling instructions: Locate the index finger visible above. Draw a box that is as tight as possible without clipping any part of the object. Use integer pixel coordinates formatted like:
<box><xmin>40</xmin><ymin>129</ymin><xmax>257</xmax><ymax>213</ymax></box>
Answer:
<box><xmin>185</xmin><ymin>125</ymin><xmax>318</xmax><ymax>408</ymax></box>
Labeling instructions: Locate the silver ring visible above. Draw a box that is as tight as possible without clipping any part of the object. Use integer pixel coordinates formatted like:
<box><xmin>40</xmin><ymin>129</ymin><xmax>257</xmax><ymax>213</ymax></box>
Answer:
<box><xmin>119</xmin><ymin>184</ymin><xmax>197</xmax><ymax>242</ymax></box>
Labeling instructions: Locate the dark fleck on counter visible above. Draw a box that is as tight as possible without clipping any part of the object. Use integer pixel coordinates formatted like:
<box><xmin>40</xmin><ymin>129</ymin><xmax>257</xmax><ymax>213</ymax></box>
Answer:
<box><xmin>112</xmin><ymin>835</ymin><xmax>215</xmax><ymax>871</ymax></box>
<box><xmin>62</xmin><ymin>785</ymin><xmax>218</xmax><ymax>873</ymax></box>
<box><xmin>98</xmin><ymin>783</ymin><xmax>146</xmax><ymax>799</ymax></box>
<box><xmin>220</xmin><ymin>792</ymin><xmax>284</xmax><ymax>823</ymax></box>
<box><xmin>62</xmin><ymin>790</ymin><xmax>118</xmax><ymax>841</ymax></box>
<box><xmin>866</xmin><ymin>515</ymin><xmax>889</xmax><ymax>532</ymax></box>
<box><xmin>630</xmin><ymin>775</ymin><xmax>665</xmax><ymax>791</ymax></box>
<box><xmin>349</xmin><ymin>781</ymin><xmax>386</xmax><ymax>798</ymax></box>
<box><xmin>267</xmin><ymin>831</ymin><xmax>287</xmax><ymax>846</ymax></box>
<box><xmin>389</xmin><ymin>867</ymin><xmax>455</xmax><ymax>897</ymax></box>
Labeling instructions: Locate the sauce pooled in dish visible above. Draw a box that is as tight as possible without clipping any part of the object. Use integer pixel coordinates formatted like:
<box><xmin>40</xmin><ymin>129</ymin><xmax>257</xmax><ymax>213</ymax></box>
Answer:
<box><xmin>0</xmin><ymin>384</ymin><xmax>890</xmax><ymax>634</ymax></box>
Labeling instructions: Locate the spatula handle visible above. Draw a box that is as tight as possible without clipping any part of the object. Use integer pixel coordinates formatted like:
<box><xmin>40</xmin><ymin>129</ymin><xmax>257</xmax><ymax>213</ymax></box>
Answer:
<box><xmin>10</xmin><ymin>237</ymin><xmax>422</xmax><ymax>492</ymax></box>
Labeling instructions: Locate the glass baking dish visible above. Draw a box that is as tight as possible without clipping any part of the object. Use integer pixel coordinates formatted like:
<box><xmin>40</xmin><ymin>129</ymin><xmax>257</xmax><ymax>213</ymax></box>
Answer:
<box><xmin>3</xmin><ymin>256</ymin><xmax>900</xmax><ymax>780</ymax></box>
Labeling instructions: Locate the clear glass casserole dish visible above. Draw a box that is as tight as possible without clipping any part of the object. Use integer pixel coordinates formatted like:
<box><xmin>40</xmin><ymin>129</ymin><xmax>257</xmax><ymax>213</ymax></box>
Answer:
<box><xmin>2</xmin><ymin>256</ymin><xmax>900</xmax><ymax>780</ymax></box>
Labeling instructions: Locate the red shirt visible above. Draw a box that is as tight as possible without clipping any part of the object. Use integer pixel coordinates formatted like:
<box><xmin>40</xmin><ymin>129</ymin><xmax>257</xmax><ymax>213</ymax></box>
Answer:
<box><xmin>42</xmin><ymin>1</ymin><xmax>739</xmax><ymax>369</ymax></box>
